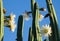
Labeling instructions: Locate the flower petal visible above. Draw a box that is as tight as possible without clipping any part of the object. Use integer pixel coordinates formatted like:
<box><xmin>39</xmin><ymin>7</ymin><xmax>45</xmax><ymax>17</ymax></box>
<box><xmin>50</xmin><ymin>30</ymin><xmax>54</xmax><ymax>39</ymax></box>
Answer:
<box><xmin>39</xmin><ymin>14</ymin><xmax>44</xmax><ymax>21</ymax></box>
<box><xmin>23</xmin><ymin>14</ymin><xmax>30</xmax><ymax>21</ymax></box>
<box><xmin>10</xmin><ymin>24</ymin><xmax>16</xmax><ymax>32</ymax></box>
<box><xmin>10</xmin><ymin>13</ymin><xmax>16</xmax><ymax>20</ymax></box>
<box><xmin>41</xmin><ymin>24</ymin><xmax>52</xmax><ymax>37</ymax></box>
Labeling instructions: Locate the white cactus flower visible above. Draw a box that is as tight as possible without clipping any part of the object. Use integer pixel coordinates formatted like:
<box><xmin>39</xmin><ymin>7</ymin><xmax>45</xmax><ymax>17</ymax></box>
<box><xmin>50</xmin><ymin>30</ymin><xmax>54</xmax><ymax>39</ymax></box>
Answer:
<box><xmin>39</xmin><ymin>14</ymin><xmax>44</xmax><ymax>21</ymax></box>
<box><xmin>9</xmin><ymin>13</ymin><xmax>16</xmax><ymax>32</ymax></box>
<box><xmin>10</xmin><ymin>24</ymin><xmax>16</xmax><ymax>32</ymax></box>
<box><xmin>9</xmin><ymin>20</ymin><xmax>16</xmax><ymax>32</ymax></box>
<box><xmin>10</xmin><ymin>13</ymin><xmax>16</xmax><ymax>21</ymax></box>
<box><xmin>41</xmin><ymin>24</ymin><xmax>52</xmax><ymax>37</ymax></box>
<box><xmin>23</xmin><ymin>14</ymin><xmax>30</xmax><ymax>21</ymax></box>
<box><xmin>11</xmin><ymin>20</ymin><xmax>15</xmax><ymax>24</ymax></box>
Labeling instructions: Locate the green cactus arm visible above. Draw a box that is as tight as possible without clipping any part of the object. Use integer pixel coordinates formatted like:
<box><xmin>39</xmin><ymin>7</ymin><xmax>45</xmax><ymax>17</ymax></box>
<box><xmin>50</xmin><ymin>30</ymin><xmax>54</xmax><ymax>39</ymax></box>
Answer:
<box><xmin>46</xmin><ymin>0</ymin><xmax>59</xmax><ymax>41</ymax></box>
<box><xmin>35</xmin><ymin>3</ymin><xmax>42</xmax><ymax>41</ymax></box>
<box><xmin>46</xmin><ymin>0</ymin><xmax>58</xmax><ymax>24</ymax></box>
<box><xmin>17</xmin><ymin>15</ymin><xmax>24</xmax><ymax>41</ymax></box>
<box><xmin>28</xmin><ymin>27</ymin><xmax>34</xmax><ymax>41</ymax></box>
<box><xmin>31</xmin><ymin>0</ymin><xmax>35</xmax><ymax>14</ymax></box>
<box><xmin>31</xmin><ymin>2</ymin><xmax>42</xmax><ymax>41</ymax></box>
<box><xmin>0</xmin><ymin>0</ymin><xmax>4</xmax><ymax>41</ymax></box>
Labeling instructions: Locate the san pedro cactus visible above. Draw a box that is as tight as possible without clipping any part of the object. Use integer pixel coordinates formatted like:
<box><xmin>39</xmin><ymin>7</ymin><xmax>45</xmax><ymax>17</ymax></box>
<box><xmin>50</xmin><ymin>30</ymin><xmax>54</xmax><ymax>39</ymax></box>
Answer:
<box><xmin>31</xmin><ymin>2</ymin><xmax>42</xmax><ymax>41</ymax></box>
<box><xmin>28</xmin><ymin>0</ymin><xmax>42</xmax><ymax>41</ymax></box>
<box><xmin>17</xmin><ymin>15</ymin><xmax>24</xmax><ymax>41</ymax></box>
<box><xmin>0</xmin><ymin>0</ymin><xmax>16</xmax><ymax>41</ymax></box>
<box><xmin>28</xmin><ymin>27</ymin><xmax>34</xmax><ymax>41</ymax></box>
<box><xmin>45</xmin><ymin>0</ymin><xmax>60</xmax><ymax>41</ymax></box>
<box><xmin>0</xmin><ymin>0</ymin><xmax>4</xmax><ymax>41</ymax></box>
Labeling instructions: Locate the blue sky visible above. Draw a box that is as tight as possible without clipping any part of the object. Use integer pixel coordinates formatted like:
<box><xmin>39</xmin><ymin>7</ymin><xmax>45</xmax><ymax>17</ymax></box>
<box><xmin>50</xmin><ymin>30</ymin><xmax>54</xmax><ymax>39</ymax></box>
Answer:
<box><xmin>3</xmin><ymin>0</ymin><xmax>60</xmax><ymax>41</ymax></box>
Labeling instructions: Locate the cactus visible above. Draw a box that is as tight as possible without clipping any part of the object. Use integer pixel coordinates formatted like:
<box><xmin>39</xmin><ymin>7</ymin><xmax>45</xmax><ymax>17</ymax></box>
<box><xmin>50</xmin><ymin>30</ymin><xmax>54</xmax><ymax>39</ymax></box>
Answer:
<box><xmin>31</xmin><ymin>2</ymin><xmax>42</xmax><ymax>41</ymax></box>
<box><xmin>44</xmin><ymin>39</ymin><xmax>48</xmax><ymax>41</ymax></box>
<box><xmin>45</xmin><ymin>0</ymin><xmax>60</xmax><ymax>41</ymax></box>
<box><xmin>0</xmin><ymin>0</ymin><xmax>16</xmax><ymax>41</ymax></box>
<box><xmin>28</xmin><ymin>27</ymin><xmax>34</xmax><ymax>41</ymax></box>
<box><xmin>0</xmin><ymin>0</ymin><xmax>4</xmax><ymax>41</ymax></box>
<box><xmin>17</xmin><ymin>15</ymin><xmax>24</xmax><ymax>41</ymax></box>
<box><xmin>28</xmin><ymin>0</ymin><xmax>42</xmax><ymax>41</ymax></box>
<box><xmin>1</xmin><ymin>0</ymin><xmax>59</xmax><ymax>41</ymax></box>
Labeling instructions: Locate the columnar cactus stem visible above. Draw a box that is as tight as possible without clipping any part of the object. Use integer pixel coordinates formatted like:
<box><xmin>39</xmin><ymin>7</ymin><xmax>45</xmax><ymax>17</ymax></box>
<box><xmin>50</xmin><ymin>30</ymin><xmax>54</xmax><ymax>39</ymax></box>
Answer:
<box><xmin>0</xmin><ymin>0</ymin><xmax>4</xmax><ymax>41</ymax></box>
<box><xmin>31</xmin><ymin>0</ymin><xmax>35</xmax><ymax>14</ymax></box>
<box><xmin>28</xmin><ymin>0</ymin><xmax>42</xmax><ymax>41</ymax></box>
<box><xmin>17</xmin><ymin>15</ymin><xmax>24</xmax><ymax>41</ymax></box>
<box><xmin>46</xmin><ymin>0</ymin><xmax>59</xmax><ymax>41</ymax></box>
<box><xmin>28</xmin><ymin>27</ymin><xmax>34</xmax><ymax>41</ymax></box>
<box><xmin>31</xmin><ymin>2</ymin><xmax>42</xmax><ymax>41</ymax></box>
